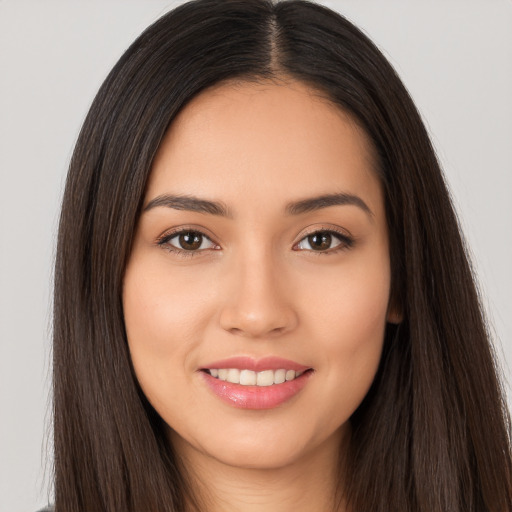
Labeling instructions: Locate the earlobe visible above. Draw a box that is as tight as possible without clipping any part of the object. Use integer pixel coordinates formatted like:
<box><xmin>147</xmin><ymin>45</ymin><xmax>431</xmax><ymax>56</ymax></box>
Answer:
<box><xmin>386</xmin><ymin>303</ymin><xmax>403</xmax><ymax>325</ymax></box>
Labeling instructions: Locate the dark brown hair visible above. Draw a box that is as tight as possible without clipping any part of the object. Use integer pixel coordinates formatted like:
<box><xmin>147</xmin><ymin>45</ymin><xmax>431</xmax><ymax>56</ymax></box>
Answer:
<box><xmin>53</xmin><ymin>1</ymin><xmax>512</xmax><ymax>510</ymax></box>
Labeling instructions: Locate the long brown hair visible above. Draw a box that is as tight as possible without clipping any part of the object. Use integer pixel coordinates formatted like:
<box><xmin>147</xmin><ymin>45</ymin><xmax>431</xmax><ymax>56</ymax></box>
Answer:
<box><xmin>53</xmin><ymin>1</ymin><xmax>512</xmax><ymax>510</ymax></box>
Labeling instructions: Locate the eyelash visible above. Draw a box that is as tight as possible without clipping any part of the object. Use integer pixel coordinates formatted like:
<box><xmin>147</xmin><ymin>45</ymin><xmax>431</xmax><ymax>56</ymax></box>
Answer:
<box><xmin>293</xmin><ymin>228</ymin><xmax>354</xmax><ymax>255</ymax></box>
<box><xmin>156</xmin><ymin>227</ymin><xmax>354</xmax><ymax>258</ymax></box>
<box><xmin>156</xmin><ymin>228</ymin><xmax>219</xmax><ymax>259</ymax></box>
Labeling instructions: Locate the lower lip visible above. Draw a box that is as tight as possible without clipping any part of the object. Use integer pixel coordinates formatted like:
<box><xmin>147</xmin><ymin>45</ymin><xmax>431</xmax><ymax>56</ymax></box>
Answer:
<box><xmin>201</xmin><ymin>370</ymin><xmax>313</xmax><ymax>410</ymax></box>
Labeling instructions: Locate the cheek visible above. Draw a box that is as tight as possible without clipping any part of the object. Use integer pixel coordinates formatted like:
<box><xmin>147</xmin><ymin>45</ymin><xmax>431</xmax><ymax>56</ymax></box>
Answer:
<box><xmin>122</xmin><ymin>257</ymin><xmax>214</xmax><ymax>391</ymax></box>
<box><xmin>299</xmin><ymin>253</ymin><xmax>390</xmax><ymax>411</ymax></box>
<box><xmin>303</xmin><ymin>249</ymin><xmax>390</xmax><ymax>338</ymax></box>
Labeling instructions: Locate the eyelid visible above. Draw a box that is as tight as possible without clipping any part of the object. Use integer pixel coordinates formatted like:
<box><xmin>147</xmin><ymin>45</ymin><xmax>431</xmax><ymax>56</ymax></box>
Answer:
<box><xmin>156</xmin><ymin>226</ymin><xmax>221</xmax><ymax>256</ymax></box>
<box><xmin>292</xmin><ymin>225</ymin><xmax>355</xmax><ymax>253</ymax></box>
<box><xmin>155</xmin><ymin>224</ymin><xmax>354</xmax><ymax>257</ymax></box>
<box><xmin>294</xmin><ymin>224</ymin><xmax>353</xmax><ymax>241</ymax></box>
<box><xmin>156</xmin><ymin>224</ymin><xmax>218</xmax><ymax>243</ymax></box>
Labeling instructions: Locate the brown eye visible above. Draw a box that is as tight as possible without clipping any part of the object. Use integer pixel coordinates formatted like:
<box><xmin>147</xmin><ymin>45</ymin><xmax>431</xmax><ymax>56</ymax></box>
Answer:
<box><xmin>178</xmin><ymin>231</ymin><xmax>203</xmax><ymax>250</ymax></box>
<box><xmin>308</xmin><ymin>232</ymin><xmax>332</xmax><ymax>251</ymax></box>
<box><xmin>295</xmin><ymin>230</ymin><xmax>352</xmax><ymax>252</ymax></box>
<box><xmin>162</xmin><ymin>230</ymin><xmax>216</xmax><ymax>252</ymax></box>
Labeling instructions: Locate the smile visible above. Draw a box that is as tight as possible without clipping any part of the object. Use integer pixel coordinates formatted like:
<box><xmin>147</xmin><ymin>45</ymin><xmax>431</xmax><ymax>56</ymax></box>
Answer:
<box><xmin>200</xmin><ymin>357</ymin><xmax>314</xmax><ymax>409</ymax></box>
<box><xmin>205</xmin><ymin>368</ymin><xmax>305</xmax><ymax>386</ymax></box>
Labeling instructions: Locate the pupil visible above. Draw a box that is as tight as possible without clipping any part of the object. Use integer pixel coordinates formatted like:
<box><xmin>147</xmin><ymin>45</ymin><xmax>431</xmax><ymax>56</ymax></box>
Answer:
<box><xmin>309</xmin><ymin>232</ymin><xmax>331</xmax><ymax>250</ymax></box>
<box><xmin>179</xmin><ymin>232</ymin><xmax>202</xmax><ymax>250</ymax></box>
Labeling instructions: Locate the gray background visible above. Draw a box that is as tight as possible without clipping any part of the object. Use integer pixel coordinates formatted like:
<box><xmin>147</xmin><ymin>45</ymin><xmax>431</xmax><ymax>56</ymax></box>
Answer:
<box><xmin>1</xmin><ymin>1</ymin><xmax>511</xmax><ymax>510</ymax></box>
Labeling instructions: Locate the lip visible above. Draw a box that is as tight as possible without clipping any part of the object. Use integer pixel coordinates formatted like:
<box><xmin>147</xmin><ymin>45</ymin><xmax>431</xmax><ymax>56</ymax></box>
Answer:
<box><xmin>200</xmin><ymin>356</ymin><xmax>310</xmax><ymax>373</ymax></box>
<box><xmin>199</xmin><ymin>356</ymin><xmax>313</xmax><ymax>410</ymax></box>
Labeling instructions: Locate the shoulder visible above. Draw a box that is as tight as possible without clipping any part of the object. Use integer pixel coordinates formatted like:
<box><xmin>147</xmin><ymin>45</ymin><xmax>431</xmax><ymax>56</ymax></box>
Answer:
<box><xmin>36</xmin><ymin>507</ymin><xmax>54</xmax><ymax>512</ymax></box>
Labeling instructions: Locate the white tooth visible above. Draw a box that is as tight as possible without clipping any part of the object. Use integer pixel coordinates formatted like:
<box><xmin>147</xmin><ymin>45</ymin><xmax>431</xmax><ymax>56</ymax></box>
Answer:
<box><xmin>296</xmin><ymin>370</ymin><xmax>304</xmax><ymax>377</ymax></box>
<box><xmin>285</xmin><ymin>370</ymin><xmax>296</xmax><ymax>381</ymax></box>
<box><xmin>210</xmin><ymin>369</ymin><xmax>219</xmax><ymax>378</ymax></box>
<box><xmin>218</xmin><ymin>369</ymin><xmax>228</xmax><ymax>381</ymax></box>
<box><xmin>226</xmin><ymin>368</ymin><xmax>241</xmax><ymax>384</ymax></box>
<box><xmin>257</xmin><ymin>370</ymin><xmax>274</xmax><ymax>386</ymax></box>
<box><xmin>240</xmin><ymin>369</ymin><xmax>257</xmax><ymax>386</ymax></box>
<box><xmin>274</xmin><ymin>369</ymin><xmax>286</xmax><ymax>384</ymax></box>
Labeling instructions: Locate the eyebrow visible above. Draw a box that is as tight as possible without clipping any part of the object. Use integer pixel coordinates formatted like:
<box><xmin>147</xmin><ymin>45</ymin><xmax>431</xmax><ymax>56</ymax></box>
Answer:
<box><xmin>285</xmin><ymin>193</ymin><xmax>374</xmax><ymax>218</ymax></box>
<box><xmin>144</xmin><ymin>194</ymin><xmax>231</xmax><ymax>217</ymax></box>
<box><xmin>143</xmin><ymin>192</ymin><xmax>373</xmax><ymax>218</ymax></box>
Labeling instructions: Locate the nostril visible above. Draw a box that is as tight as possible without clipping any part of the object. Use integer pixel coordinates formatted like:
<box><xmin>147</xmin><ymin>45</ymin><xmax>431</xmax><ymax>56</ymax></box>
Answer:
<box><xmin>218</xmin><ymin>291</ymin><xmax>299</xmax><ymax>338</ymax></box>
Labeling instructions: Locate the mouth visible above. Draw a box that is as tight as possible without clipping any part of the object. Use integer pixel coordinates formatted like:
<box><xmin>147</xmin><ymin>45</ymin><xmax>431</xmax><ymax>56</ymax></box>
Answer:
<box><xmin>202</xmin><ymin>368</ymin><xmax>309</xmax><ymax>386</ymax></box>
<box><xmin>199</xmin><ymin>358</ymin><xmax>314</xmax><ymax>409</ymax></box>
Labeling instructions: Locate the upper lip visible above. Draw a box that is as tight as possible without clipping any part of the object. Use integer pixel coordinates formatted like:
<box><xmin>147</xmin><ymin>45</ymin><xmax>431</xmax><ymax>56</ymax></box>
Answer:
<box><xmin>200</xmin><ymin>356</ymin><xmax>311</xmax><ymax>372</ymax></box>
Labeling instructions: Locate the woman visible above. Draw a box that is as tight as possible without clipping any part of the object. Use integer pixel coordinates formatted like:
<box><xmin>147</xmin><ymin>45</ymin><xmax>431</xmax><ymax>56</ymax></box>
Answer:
<box><xmin>50</xmin><ymin>0</ymin><xmax>512</xmax><ymax>511</ymax></box>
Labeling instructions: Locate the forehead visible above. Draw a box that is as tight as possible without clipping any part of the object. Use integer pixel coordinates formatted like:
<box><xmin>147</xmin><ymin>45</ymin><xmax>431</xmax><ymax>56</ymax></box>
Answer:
<box><xmin>147</xmin><ymin>79</ymin><xmax>381</xmax><ymax>216</ymax></box>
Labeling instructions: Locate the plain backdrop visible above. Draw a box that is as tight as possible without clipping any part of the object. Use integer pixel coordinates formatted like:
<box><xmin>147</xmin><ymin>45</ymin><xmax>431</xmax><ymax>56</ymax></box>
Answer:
<box><xmin>1</xmin><ymin>1</ymin><xmax>511</xmax><ymax>510</ymax></box>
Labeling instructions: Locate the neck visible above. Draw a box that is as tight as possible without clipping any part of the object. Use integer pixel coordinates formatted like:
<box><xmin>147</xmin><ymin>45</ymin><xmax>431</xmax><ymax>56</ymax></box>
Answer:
<box><xmin>172</xmin><ymin>426</ymin><xmax>350</xmax><ymax>512</ymax></box>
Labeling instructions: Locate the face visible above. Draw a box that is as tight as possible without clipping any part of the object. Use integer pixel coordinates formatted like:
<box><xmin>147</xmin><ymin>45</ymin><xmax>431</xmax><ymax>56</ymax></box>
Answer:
<box><xmin>123</xmin><ymin>80</ymin><xmax>396</xmax><ymax>470</ymax></box>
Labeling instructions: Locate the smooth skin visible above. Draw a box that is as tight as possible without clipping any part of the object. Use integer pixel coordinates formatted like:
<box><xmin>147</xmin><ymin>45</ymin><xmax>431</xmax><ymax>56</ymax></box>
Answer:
<box><xmin>123</xmin><ymin>79</ymin><xmax>398</xmax><ymax>512</ymax></box>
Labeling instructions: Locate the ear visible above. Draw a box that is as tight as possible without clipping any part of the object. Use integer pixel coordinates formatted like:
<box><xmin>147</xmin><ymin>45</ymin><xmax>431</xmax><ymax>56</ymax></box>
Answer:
<box><xmin>386</xmin><ymin>301</ymin><xmax>403</xmax><ymax>325</ymax></box>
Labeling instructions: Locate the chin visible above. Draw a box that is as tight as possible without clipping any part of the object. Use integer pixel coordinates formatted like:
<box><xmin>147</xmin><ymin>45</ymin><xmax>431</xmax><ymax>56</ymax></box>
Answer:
<box><xmin>168</xmin><ymin>418</ymin><xmax>347</xmax><ymax>472</ymax></box>
<box><xmin>207</xmin><ymin>438</ymin><xmax>312</xmax><ymax>470</ymax></box>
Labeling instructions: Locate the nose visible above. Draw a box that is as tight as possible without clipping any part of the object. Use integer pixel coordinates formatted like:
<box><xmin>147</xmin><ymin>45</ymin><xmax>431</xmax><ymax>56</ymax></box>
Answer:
<box><xmin>219</xmin><ymin>251</ymin><xmax>298</xmax><ymax>339</ymax></box>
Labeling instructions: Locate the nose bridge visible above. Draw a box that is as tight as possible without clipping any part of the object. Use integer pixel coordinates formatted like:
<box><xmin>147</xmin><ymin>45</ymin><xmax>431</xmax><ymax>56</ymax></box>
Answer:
<box><xmin>219</xmin><ymin>242</ymin><xmax>297</xmax><ymax>338</ymax></box>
